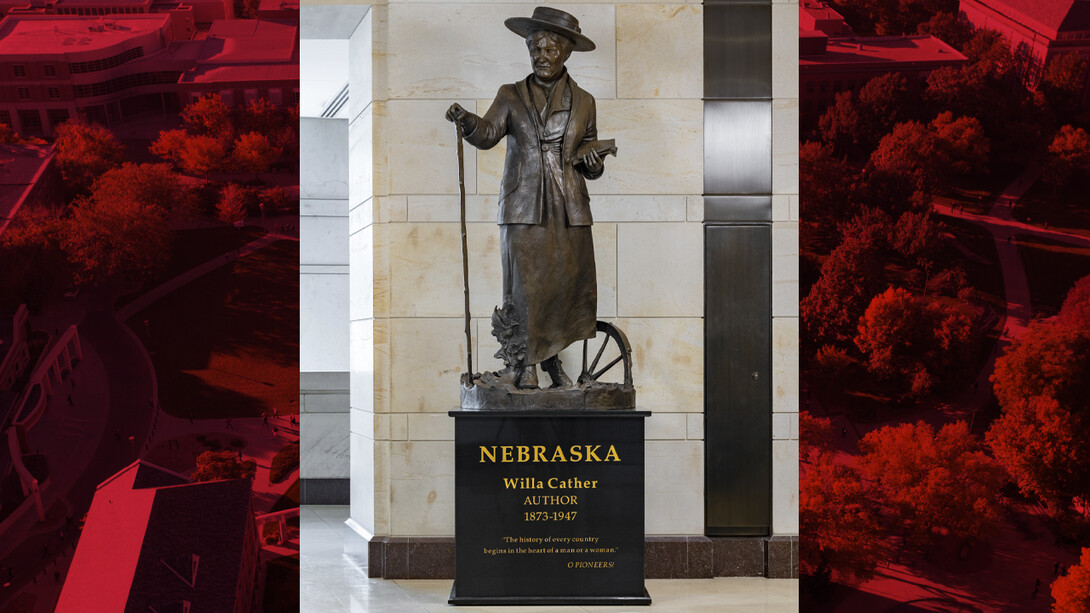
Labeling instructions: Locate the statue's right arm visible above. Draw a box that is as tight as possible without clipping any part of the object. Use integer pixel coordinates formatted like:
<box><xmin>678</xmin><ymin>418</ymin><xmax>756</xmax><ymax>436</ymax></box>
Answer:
<box><xmin>456</xmin><ymin>86</ymin><xmax>511</xmax><ymax>150</ymax></box>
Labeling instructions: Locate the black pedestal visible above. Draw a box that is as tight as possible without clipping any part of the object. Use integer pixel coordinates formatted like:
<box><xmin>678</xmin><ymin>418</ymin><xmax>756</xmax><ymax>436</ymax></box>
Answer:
<box><xmin>448</xmin><ymin>410</ymin><xmax>651</xmax><ymax>606</ymax></box>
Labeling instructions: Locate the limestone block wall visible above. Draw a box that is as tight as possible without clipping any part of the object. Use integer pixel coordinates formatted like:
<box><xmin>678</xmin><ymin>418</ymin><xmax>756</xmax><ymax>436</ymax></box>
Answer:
<box><xmin>345</xmin><ymin>0</ymin><xmax>798</xmax><ymax>540</ymax></box>
<box><xmin>771</xmin><ymin>0</ymin><xmax>799</xmax><ymax>536</ymax></box>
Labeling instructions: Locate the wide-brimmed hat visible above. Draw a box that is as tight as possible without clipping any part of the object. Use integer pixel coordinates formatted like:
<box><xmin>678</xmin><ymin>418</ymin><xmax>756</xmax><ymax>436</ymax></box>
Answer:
<box><xmin>505</xmin><ymin>7</ymin><xmax>595</xmax><ymax>52</ymax></box>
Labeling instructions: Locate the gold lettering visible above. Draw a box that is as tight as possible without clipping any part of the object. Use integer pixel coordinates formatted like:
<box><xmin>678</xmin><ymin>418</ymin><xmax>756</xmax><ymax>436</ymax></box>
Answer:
<box><xmin>517</xmin><ymin>446</ymin><xmax>530</xmax><ymax>462</ymax></box>
<box><xmin>585</xmin><ymin>445</ymin><xmax>601</xmax><ymax>461</ymax></box>
<box><xmin>569</xmin><ymin>445</ymin><xmax>583</xmax><ymax>462</ymax></box>
<box><xmin>604</xmin><ymin>445</ymin><xmax>620</xmax><ymax>462</ymax></box>
<box><xmin>533</xmin><ymin>446</ymin><xmax>546</xmax><ymax>462</ymax></box>
<box><xmin>502</xmin><ymin>446</ymin><xmax>513</xmax><ymax>462</ymax></box>
<box><xmin>551</xmin><ymin>446</ymin><xmax>567</xmax><ymax>462</ymax></box>
<box><xmin>480</xmin><ymin>446</ymin><xmax>497</xmax><ymax>463</ymax></box>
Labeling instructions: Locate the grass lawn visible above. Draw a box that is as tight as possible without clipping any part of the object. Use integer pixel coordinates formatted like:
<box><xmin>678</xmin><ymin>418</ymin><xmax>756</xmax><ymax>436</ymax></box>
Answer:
<box><xmin>1016</xmin><ymin>235</ymin><xmax>1090</xmax><ymax>316</ymax></box>
<box><xmin>116</xmin><ymin>225</ymin><xmax>266</xmax><ymax>309</ymax></box>
<box><xmin>1012</xmin><ymin>173</ymin><xmax>1090</xmax><ymax>238</ymax></box>
<box><xmin>127</xmin><ymin>240</ymin><xmax>298</xmax><ymax>419</ymax></box>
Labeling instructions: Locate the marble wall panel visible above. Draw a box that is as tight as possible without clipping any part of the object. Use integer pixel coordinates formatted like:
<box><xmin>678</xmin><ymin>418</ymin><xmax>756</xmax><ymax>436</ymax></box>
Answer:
<box><xmin>389</xmin><ymin>441</ymin><xmax>457</xmax><ymax>536</ymax></box>
<box><xmin>771</xmin><ymin>2</ymin><xmax>799</xmax><ymax>100</ymax></box>
<box><xmin>301</xmin><ymin>273</ymin><xmax>350</xmax><ymax>372</ymax></box>
<box><xmin>349</xmin><ymin>224</ymin><xmax>373</xmax><ymax>321</ymax></box>
<box><xmin>685</xmin><ymin>413</ymin><xmax>703</xmax><ymax>440</ymax></box>
<box><xmin>349</xmin><ymin>104</ymin><xmax>374</xmax><ymax>209</ymax></box>
<box><xmin>592</xmin><ymin>195</ymin><xmax>686</xmax><ymax>223</ymax></box>
<box><xmin>645</xmin><ymin>440</ymin><xmax>703</xmax><ymax>535</ymax></box>
<box><xmin>772</xmin><ymin>98</ymin><xmax>799</xmax><ymax>196</ymax></box>
<box><xmin>406</xmin><ymin>413</ymin><xmax>456</xmax><ymax>441</ymax></box>
<box><xmin>616</xmin><ymin>222</ymin><xmax>702</xmax><ymax>317</ymax></box>
<box><xmin>387</xmin><ymin>3</ymin><xmax>616</xmax><ymax>100</ymax></box>
<box><xmin>302</xmin><ymin>117</ymin><xmax>350</xmax><ymax>200</ymax></box>
<box><xmin>406</xmin><ymin>194</ymin><xmax>498</xmax><ymax>223</ymax></box>
<box><xmin>613</xmin><ymin>317</ymin><xmax>702</xmax><ymax>413</ymax></box>
<box><xmin>350</xmin><ymin>432</ymin><xmax>375</xmax><ymax>534</ymax></box>
<box><xmin>348</xmin><ymin>8</ymin><xmax>373</xmax><ymax>123</ymax></box>
<box><xmin>772</xmin><ymin>222</ymin><xmax>798</xmax><ymax>317</ymax></box>
<box><xmin>686</xmin><ymin>195</ymin><xmax>702</xmax><ymax>222</ymax></box>
<box><xmin>772</xmin><ymin>439</ymin><xmax>799</xmax><ymax>535</ymax></box>
<box><xmin>386</xmin><ymin>99</ymin><xmax>480</xmax><ymax>195</ymax></box>
<box><xmin>388</xmin><ymin>317</ymin><xmax>468</xmax><ymax>412</ymax></box>
<box><xmin>302</xmin><ymin>413</ymin><xmax>351</xmax><ymax>478</ymax></box>
<box><xmin>593</xmin><ymin>99</ymin><xmax>703</xmax><ymax>195</ymax></box>
<box><xmin>645</xmin><ymin>413</ymin><xmax>687</xmax><ymax>440</ymax></box>
<box><xmin>301</xmin><ymin>213</ymin><xmax>349</xmax><ymax>267</ymax></box>
<box><xmin>349</xmin><ymin>319</ymin><xmax>375</xmax><ymax>414</ymax></box>
<box><xmin>772</xmin><ymin>316</ymin><xmax>799</xmax><ymax>415</ymax></box>
<box><xmin>616</xmin><ymin>4</ymin><xmax>702</xmax><ymax>100</ymax></box>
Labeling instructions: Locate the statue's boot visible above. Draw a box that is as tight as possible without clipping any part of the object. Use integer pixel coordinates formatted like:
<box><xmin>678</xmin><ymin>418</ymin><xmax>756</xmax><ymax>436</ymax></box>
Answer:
<box><xmin>515</xmin><ymin>364</ymin><xmax>539</xmax><ymax>389</ymax></box>
<box><xmin>542</xmin><ymin>356</ymin><xmax>573</xmax><ymax>388</ymax></box>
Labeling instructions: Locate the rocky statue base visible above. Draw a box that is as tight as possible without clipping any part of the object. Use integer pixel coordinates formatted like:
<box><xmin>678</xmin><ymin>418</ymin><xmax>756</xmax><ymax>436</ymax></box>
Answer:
<box><xmin>460</xmin><ymin>320</ymin><xmax>636</xmax><ymax>411</ymax></box>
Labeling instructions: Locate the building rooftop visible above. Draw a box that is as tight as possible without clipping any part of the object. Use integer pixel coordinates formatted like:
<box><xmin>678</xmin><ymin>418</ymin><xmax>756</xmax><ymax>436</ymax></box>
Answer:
<box><xmin>52</xmin><ymin>0</ymin><xmax>153</xmax><ymax>7</ymax></box>
<box><xmin>56</xmin><ymin>461</ymin><xmax>253</xmax><ymax>613</ymax></box>
<box><xmin>962</xmin><ymin>0</ymin><xmax>1090</xmax><ymax>38</ymax></box>
<box><xmin>0</xmin><ymin>14</ymin><xmax>169</xmax><ymax>55</ymax></box>
<box><xmin>257</xmin><ymin>0</ymin><xmax>297</xmax><ymax>13</ymax></box>
<box><xmin>800</xmin><ymin>34</ymin><xmax>968</xmax><ymax>68</ymax></box>
<box><xmin>179</xmin><ymin>18</ymin><xmax>297</xmax><ymax>83</ymax></box>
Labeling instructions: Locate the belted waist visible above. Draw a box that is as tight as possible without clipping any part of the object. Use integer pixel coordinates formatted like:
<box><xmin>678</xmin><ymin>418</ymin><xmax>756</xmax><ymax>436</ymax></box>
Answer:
<box><xmin>538</xmin><ymin>140</ymin><xmax>563</xmax><ymax>154</ymax></box>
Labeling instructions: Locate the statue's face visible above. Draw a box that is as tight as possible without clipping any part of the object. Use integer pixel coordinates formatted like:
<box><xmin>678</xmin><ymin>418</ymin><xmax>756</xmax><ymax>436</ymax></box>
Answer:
<box><xmin>528</xmin><ymin>31</ymin><xmax>572</xmax><ymax>81</ymax></box>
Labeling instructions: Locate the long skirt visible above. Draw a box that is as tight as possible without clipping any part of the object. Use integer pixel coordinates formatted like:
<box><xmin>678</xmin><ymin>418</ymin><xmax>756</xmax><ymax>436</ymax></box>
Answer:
<box><xmin>499</xmin><ymin>160</ymin><xmax>596</xmax><ymax>366</ymax></box>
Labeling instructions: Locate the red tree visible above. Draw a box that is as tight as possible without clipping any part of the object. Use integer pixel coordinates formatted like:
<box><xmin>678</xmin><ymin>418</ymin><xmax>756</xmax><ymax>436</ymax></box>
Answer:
<box><xmin>986</xmin><ymin>396</ymin><xmax>1090</xmax><ymax>507</ymax></box>
<box><xmin>988</xmin><ymin>284</ymin><xmax>1090</xmax><ymax>507</ymax></box>
<box><xmin>800</xmin><ymin>410</ymin><xmax>836</xmax><ymax>462</ymax></box>
<box><xmin>801</xmin><ymin>209</ymin><xmax>889</xmax><ymax>347</ymax></box>
<box><xmin>182</xmin><ymin>94</ymin><xmax>234</xmax><ymax>140</ymax></box>
<box><xmin>800</xmin><ymin>141</ymin><xmax>858</xmax><ymax>253</ymax></box>
<box><xmin>1052</xmin><ymin>547</ymin><xmax>1090</xmax><ymax>613</ymax></box>
<box><xmin>1041</xmin><ymin>52</ymin><xmax>1089</xmax><ymax>118</ymax></box>
<box><xmin>61</xmin><ymin>193</ymin><xmax>170</xmax><ymax>287</ymax></box>
<box><xmin>858</xmin><ymin>421</ymin><xmax>1004</xmax><ymax>546</ymax></box>
<box><xmin>855</xmin><ymin>287</ymin><xmax>975</xmax><ymax>397</ymax></box>
<box><xmin>53</xmin><ymin>119</ymin><xmax>125</xmax><ymax>194</ymax></box>
<box><xmin>800</xmin><ymin>457</ymin><xmax>884</xmax><ymax>583</ymax></box>
<box><xmin>232</xmin><ymin>132</ymin><xmax>281</xmax><ymax>174</ymax></box>
<box><xmin>90</xmin><ymin>163</ymin><xmax>195</xmax><ymax>220</ymax></box>
<box><xmin>150</xmin><ymin>128</ymin><xmax>188</xmax><ymax>165</ymax></box>
<box><xmin>179</xmin><ymin>135</ymin><xmax>228</xmax><ymax>175</ymax></box>
<box><xmin>1042</xmin><ymin>125</ymin><xmax>1090</xmax><ymax>191</ymax></box>
<box><xmin>217</xmin><ymin>183</ymin><xmax>249</xmax><ymax>224</ymax></box>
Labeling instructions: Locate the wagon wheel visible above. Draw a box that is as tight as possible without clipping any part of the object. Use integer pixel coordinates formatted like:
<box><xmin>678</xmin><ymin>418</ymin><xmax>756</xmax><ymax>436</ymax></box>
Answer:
<box><xmin>578</xmin><ymin>321</ymin><xmax>633</xmax><ymax>387</ymax></box>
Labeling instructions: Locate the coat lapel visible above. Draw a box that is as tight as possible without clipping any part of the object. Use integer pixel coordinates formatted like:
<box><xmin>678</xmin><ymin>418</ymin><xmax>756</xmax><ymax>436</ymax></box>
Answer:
<box><xmin>563</xmin><ymin>77</ymin><xmax>588</xmax><ymax>164</ymax></box>
<box><xmin>515</xmin><ymin>77</ymin><xmax>544</xmax><ymax>140</ymax></box>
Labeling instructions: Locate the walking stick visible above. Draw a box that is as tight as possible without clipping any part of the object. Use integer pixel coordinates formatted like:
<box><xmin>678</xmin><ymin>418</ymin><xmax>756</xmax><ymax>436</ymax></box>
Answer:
<box><xmin>457</xmin><ymin>121</ymin><xmax>473</xmax><ymax>385</ymax></box>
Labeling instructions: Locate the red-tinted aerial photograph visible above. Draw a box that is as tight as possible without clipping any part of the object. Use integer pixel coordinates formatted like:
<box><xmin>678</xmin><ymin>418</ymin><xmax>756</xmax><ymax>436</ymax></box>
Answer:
<box><xmin>0</xmin><ymin>0</ymin><xmax>300</xmax><ymax>610</ymax></box>
<box><xmin>800</xmin><ymin>0</ymin><xmax>1090</xmax><ymax>611</ymax></box>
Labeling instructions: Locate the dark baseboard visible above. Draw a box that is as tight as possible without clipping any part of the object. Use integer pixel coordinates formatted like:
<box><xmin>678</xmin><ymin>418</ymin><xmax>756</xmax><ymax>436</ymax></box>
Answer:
<box><xmin>367</xmin><ymin>535</ymin><xmax>798</xmax><ymax>579</ymax></box>
<box><xmin>299</xmin><ymin>478</ymin><xmax>350</xmax><ymax>505</ymax></box>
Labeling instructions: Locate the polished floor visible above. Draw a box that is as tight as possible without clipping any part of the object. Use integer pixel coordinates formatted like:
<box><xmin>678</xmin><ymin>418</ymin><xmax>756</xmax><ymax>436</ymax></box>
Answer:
<box><xmin>299</xmin><ymin>506</ymin><xmax>799</xmax><ymax>612</ymax></box>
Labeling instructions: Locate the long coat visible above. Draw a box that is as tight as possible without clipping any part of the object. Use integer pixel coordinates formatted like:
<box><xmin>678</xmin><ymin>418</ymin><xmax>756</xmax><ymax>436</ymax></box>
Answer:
<box><xmin>463</xmin><ymin>74</ymin><xmax>603</xmax><ymax>226</ymax></box>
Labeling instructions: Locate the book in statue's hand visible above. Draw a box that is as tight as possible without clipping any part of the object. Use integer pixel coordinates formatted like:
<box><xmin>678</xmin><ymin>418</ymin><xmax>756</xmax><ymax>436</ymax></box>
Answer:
<box><xmin>571</xmin><ymin>139</ymin><xmax>617</xmax><ymax>164</ymax></box>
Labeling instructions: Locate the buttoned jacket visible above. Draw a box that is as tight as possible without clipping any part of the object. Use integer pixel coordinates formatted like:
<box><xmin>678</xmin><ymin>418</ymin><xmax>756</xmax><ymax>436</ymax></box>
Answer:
<box><xmin>464</xmin><ymin>74</ymin><xmax>602</xmax><ymax>226</ymax></box>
